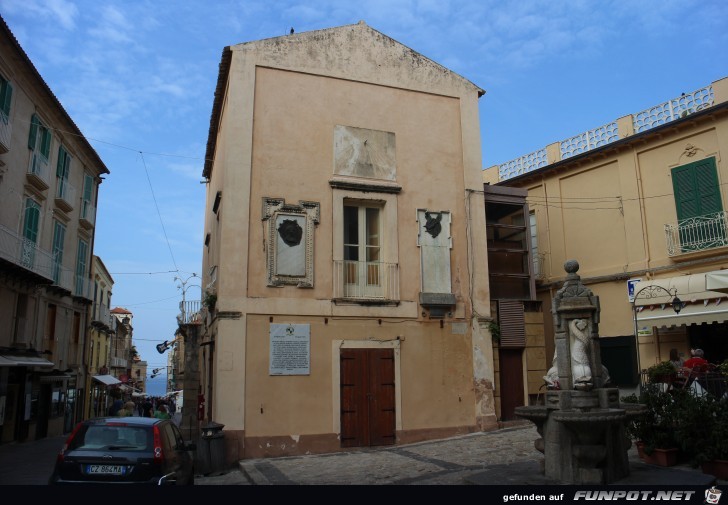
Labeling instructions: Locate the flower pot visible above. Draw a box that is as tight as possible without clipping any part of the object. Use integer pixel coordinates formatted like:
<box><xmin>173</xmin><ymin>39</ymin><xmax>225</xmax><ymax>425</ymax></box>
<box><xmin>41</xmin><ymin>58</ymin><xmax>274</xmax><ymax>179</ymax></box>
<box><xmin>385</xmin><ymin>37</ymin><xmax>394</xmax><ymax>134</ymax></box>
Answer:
<box><xmin>636</xmin><ymin>442</ymin><xmax>679</xmax><ymax>467</ymax></box>
<box><xmin>702</xmin><ymin>460</ymin><xmax>728</xmax><ymax>480</ymax></box>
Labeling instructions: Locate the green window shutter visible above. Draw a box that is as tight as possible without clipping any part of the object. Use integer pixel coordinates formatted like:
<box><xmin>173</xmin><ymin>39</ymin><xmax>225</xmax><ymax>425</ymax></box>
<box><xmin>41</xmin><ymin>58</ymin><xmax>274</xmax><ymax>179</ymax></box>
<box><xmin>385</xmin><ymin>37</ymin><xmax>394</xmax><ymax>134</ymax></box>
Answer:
<box><xmin>0</xmin><ymin>77</ymin><xmax>12</xmax><ymax>116</ymax></box>
<box><xmin>23</xmin><ymin>199</ymin><xmax>40</xmax><ymax>243</ymax></box>
<box><xmin>52</xmin><ymin>221</ymin><xmax>65</xmax><ymax>283</ymax></box>
<box><xmin>52</xmin><ymin>221</ymin><xmax>65</xmax><ymax>260</ymax></box>
<box><xmin>40</xmin><ymin>125</ymin><xmax>51</xmax><ymax>158</ymax></box>
<box><xmin>28</xmin><ymin>114</ymin><xmax>38</xmax><ymax>150</ymax></box>
<box><xmin>83</xmin><ymin>174</ymin><xmax>93</xmax><ymax>201</ymax></box>
<box><xmin>57</xmin><ymin>146</ymin><xmax>67</xmax><ymax>178</ymax></box>
<box><xmin>76</xmin><ymin>239</ymin><xmax>88</xmax><ymax>277</ymax></box>
<box><xmin>671</xmin><ymin>157</ymin><xmax>722</xmax><ymax>221</ymax></box>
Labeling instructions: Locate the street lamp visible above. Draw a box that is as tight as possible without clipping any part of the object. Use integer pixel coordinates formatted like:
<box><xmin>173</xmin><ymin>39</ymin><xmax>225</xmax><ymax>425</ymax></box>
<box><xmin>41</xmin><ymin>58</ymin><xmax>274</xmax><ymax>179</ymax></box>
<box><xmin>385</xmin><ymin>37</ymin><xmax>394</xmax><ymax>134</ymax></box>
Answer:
<box><xmin>174</xmin><ymin>273</ymin><xmax>200</xmax><ymax>323</ymax></box>
<box><xmin>631</xmin><ymin>284</ymin><xmax>684</xmax><ymax>384</ymax></box>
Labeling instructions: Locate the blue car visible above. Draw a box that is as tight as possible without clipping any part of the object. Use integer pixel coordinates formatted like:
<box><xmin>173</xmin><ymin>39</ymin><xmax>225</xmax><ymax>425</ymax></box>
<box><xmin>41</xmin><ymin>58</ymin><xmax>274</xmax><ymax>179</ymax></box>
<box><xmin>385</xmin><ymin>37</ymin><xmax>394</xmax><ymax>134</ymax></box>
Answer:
<box><xmin>49</xmin><ymin>416</ymin><xmax>196</xmax><ymax>485</ymax></box>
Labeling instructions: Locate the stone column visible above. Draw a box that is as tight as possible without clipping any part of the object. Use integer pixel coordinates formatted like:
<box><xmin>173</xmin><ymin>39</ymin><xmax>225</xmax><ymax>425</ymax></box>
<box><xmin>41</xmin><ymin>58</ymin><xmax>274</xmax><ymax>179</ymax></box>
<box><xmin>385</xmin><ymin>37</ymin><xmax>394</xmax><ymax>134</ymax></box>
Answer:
<box><xmin>179</xmin><ymin>322</ymin><xmax>201</xmax><ymax>443</ymax></box>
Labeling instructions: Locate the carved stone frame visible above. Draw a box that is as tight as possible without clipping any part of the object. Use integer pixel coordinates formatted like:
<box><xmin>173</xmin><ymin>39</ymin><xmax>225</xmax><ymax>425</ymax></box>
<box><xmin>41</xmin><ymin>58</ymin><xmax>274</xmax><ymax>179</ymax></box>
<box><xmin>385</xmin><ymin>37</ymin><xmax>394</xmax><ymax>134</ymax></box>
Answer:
<box><xmin>262</xmin><ymin>197</ymin><xmax>320</xmax><ymax>288</ymax></box>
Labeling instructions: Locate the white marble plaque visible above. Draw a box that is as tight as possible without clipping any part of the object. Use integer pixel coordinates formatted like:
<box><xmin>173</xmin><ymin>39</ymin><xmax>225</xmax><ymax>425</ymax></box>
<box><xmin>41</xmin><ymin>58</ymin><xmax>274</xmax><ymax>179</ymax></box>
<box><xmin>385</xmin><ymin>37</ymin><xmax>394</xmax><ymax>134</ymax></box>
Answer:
<box><xmin>417</xmin><ymin>209</ymin><xmax>452</xmax><ymax>294</ymax></box>
<box><xmin>275</xmin><ymin>214</ymin><xmax>306</xmax><ymax>276</ymax></box>
<box><xmin>270</xmin><ymin>323</ymin><xmax>310</xmax><ymax>375</ymax></box>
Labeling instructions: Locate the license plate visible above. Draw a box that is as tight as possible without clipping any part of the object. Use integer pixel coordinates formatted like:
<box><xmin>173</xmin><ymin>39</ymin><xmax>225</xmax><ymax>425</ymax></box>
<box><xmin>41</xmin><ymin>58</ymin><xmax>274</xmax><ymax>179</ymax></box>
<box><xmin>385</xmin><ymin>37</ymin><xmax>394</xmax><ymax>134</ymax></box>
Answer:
<box><xmin>87</xmin><ymin>465</ymin><xmax>125</xmax><ymax>475</ymax></box>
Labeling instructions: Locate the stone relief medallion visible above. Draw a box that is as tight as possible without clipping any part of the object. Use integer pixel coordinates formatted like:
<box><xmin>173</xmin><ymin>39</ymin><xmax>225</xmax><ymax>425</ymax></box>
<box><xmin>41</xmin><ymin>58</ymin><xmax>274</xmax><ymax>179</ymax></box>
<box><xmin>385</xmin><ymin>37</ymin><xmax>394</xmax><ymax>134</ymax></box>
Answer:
<box><xmin>262</xmin><ymin>197</ymin><xmax>320</xmax><ymax>288</ymax></box>
<box><xmin>424</xmin><ymin>211</ymin><xmax>442</xmax><ymax>238</ymax></box>
<box><xmin>277</xmin><ymin>219</ymin><xmax>303</xmax><ymax>247</ymax></box>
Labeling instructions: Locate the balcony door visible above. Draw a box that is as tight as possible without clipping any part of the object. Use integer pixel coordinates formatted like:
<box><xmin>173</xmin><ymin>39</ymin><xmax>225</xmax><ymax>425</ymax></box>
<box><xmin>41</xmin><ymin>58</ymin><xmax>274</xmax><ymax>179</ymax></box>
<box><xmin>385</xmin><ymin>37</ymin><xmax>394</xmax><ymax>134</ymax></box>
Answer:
<box><xmin>343</xmin><ymin>204</ymin><xmax>382</xmax><ymax>298</ymax></box>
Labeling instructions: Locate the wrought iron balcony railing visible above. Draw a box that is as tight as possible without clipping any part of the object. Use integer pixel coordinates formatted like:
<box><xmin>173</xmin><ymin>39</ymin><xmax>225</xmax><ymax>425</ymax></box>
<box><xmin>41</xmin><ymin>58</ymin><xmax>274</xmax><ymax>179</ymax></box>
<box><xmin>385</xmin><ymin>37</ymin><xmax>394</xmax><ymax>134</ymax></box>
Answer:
<box><xmin>80</xmin><ymin>199</ymin><xmax>96</xmax><ymax>228</ymax></box>
<box><xmin>55</xmin><ymin>178</ymin><xmax>77</xmax><ymax>212</ymax></box>
<box><xmin>665</xmin><ymin>211</ymin><xmax>728</xmax><ymax>256</ymax></box>
<box><xmin>0</xmin><ymin>223</ymin><xmax>54</xmax><ymax>281</ymax></box>
<box><xmin>0</xmin><ymin>108</ymin><xmax>11</xmax><ymax>153</ymax></box>
<box><xmin>27</xmin><ymin>151</ymin><xmax>50</xmax><ymax>189</ymax></box>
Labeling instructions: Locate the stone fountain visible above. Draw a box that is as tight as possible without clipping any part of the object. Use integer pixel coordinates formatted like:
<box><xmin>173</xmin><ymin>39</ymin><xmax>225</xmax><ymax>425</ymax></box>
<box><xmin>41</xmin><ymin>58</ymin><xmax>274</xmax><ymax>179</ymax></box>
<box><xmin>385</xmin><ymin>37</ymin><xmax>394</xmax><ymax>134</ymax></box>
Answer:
<box><xmin>514</xmin><ymin>260</ymin><xmax>644</xmax><ymax>484</ymax></box>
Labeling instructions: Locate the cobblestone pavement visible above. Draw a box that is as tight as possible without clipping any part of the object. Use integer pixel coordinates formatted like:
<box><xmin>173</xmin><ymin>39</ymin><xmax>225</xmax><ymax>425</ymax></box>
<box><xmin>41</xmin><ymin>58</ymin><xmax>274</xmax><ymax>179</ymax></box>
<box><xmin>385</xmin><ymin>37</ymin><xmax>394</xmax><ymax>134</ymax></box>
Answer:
<box><xmin>224</xmin><ymin>422</ymin><xmax>721</xmax><ymax>486</ymax></box>
<box><xmin>236</xmin><ymin>423</ymin><xmax>541</xmax><ymax>485</ymax></box>
<box><xmin>1</xmin><ymin>420</ymin><xmax>723</xmax><ymax>487</ymax></box>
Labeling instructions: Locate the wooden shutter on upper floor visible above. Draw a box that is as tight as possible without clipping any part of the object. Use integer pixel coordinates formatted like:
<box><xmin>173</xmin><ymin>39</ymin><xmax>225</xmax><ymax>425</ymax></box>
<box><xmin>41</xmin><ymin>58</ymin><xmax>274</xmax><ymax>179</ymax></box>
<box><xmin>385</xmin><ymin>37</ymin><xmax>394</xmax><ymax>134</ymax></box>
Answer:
<box><xmin>672</xmin><ymin>157</ymin><xmax>722</xmax><ymax>221</ymax></box>
<box><xmin>0</xmin><ymin>76</ymin><xmax>12</xmax><ymax>117</ymax></box>
<box><xmin>28</xmin><ymin>113</ymin><xmax>38</xmax><ymax>149</ymax></box>
<box><xmin>498</xmin><ymin>299</ymin><xmax>526</xmax><ymax>348</ymax></box>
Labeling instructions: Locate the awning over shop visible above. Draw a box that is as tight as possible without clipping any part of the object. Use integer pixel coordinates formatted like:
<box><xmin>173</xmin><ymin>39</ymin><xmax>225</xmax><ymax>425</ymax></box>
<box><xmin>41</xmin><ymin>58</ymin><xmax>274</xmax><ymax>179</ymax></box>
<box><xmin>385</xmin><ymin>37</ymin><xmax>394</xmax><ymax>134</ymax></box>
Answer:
<box><xmin>636</xmin><ymin>301</ymin><xmax>728</xmax><ymax>329</ymax></box>
<box><xmin>92</xmin><ymin>374</ymin><xmax>121</xmax><ymax>386</ymax></box>
<box><xmin>0</xmin><ymin>354</ymin><xmax>54</xmax><ymax>367</ymax></box>
<box><xmin>633</xmin><ymin>271</ymin><xmax>728</xmax><ymax>329</ymax></box>
<box><xmin>632</xmin><ymin>273</ymin><xmax>726</xmax><ymax>306</ymax></box>
<box><xmin>119</xmin><ymin>384</ymin><xmax>142</xmax><ymax>393</ymax></box>
<box><xmin>706</xmin><ymin>270</ymin><xmax>728</xmax><ymax>294</ymax></box>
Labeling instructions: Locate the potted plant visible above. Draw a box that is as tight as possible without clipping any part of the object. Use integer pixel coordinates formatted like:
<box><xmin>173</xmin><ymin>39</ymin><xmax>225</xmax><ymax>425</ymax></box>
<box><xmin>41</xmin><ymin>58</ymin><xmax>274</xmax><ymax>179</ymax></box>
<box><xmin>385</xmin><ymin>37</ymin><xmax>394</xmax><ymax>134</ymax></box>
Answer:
<box><xmin>203</xmin><ymin>290</ymin><xmax>217</xmax><ymax>311</ymax></box>
<box><xmin>698</xmin><ymin>395</ymin><xmax>728</xmax><ymax>479</ymax></box>
<box><xmin>625</xmin><ymin>384</ymin><xmax>681</xmax><ymax>466</ymax></box>
<box><xmin>717</xmin><ymin>360</ymin><xmax>728</xmax><ymax>376</ymax></box>
<box><xmin>646</xmin><ymin>361</ymin><xmax>677</xmax><ymax>384</ymax></box>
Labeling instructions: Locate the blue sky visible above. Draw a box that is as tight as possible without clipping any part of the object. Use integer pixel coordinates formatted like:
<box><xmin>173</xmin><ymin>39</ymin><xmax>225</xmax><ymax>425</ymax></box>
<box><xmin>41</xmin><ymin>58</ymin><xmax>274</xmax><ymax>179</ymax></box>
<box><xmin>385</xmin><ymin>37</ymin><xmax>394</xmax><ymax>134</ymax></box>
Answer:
<box><xmin>2</xmin><ymin>0</ymin><xmax>726</xmax><ymax>395</ymax></box>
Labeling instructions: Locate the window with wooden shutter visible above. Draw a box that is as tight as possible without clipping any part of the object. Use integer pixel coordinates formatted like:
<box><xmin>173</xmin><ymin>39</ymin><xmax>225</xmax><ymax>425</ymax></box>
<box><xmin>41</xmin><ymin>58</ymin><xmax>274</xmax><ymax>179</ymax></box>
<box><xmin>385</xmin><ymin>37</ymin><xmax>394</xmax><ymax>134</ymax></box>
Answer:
<box><xmin>498</xmin><ymin>300</ymin><xmax>526</xmax><ymax>348</ymax></box>
<box><xmin>28</xmin><ymin>113</ymin><xmax>52</xmax><ymax>158</ymax></box>
<box><xmin>671</xmin><ymin>157</ymin><xmax>724</xmax><ymax>251</ymax></box>
<box><xmin>75</xmin><ymin>239</ymin><xmax>88</xmax><ymax>296</ymax></box>
<box><xmin>23</xmin><ymin>198</ymin><xmax>40</xmax><ymax>243</ymax></box>
<box><xmin>0</xmin><ymin>75</ymin><xmax>12</xmax><ymax>119</ymax></box>
<box><xmin>672</xmin><ymin>157</ymin><xmax>722</xmax><ymax>220</ymax></box>
<box><xmin>52</xmin><ymin>220</ymin><xmax>66</xmax><ymax>284</ymax></box>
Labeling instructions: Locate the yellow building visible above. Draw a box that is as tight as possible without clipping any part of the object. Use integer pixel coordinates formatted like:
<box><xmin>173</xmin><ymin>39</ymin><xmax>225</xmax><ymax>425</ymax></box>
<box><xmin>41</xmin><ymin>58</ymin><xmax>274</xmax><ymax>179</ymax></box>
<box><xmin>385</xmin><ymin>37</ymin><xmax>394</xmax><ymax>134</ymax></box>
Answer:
<box><xmin>484</xmin><ymin>76</ymin><xmax>728</xmax><ymax>387</ymax></box>
<box><xmin>199</xmin><ymin>22</ymin><xmax>496</xmax><ymax>462</ymax></box>
<box><xmin>0</xmin><ymin>15</ymin><xmax>108</xmax><ymax>443</ymax></box>
<box><xmin>85</xmin><ymin>255</ymin><xmax>115</xmax><ymax>419</ymax></box>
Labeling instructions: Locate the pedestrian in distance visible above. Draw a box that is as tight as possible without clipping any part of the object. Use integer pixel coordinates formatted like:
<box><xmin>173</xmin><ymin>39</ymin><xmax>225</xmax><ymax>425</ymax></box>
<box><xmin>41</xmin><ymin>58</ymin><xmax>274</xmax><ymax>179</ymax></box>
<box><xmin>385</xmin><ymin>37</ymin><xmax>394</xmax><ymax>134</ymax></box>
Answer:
<box><xmin>683</xmin><ymin>348</ymin><xmax>709</xmax><ymax>370</ymax></box>
<box><xmin>141</xmin><ymin>398</ymin><xmax>154</xmax><ymax>418</ymax></box>
<box><xmin>669</xmin><ymin>348</ymin><xmax>685</xmax><ymax>370</ymax></box>
<box><xmin>118</xmin><ymin>401</ymin><xmax>136</xmax><ymax>417</ymax></box>
<box><xmin>154</xmin><ymin>404</ymin><xmax>171</xmax><ymax>420</ymax></box>
<box><xmin>108</xmin><ymin>398</ymin><xmax>123</xmax><ymax>416</ymax></box>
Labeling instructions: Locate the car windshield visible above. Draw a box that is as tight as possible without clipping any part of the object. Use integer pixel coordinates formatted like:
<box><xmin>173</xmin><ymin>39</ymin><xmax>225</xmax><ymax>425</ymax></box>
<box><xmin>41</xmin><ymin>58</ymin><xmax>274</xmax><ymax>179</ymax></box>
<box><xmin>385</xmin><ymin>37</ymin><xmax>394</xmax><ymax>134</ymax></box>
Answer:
<box><xmin>72</xmin><ymin>425</ymin><xmax>151</xmax><ymax>451</ymax></box>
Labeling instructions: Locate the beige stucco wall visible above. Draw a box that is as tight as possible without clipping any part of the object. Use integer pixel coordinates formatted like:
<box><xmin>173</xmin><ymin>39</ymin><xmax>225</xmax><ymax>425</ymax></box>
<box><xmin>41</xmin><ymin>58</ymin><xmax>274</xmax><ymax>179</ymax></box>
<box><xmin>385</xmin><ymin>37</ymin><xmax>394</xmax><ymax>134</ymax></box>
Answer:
<box><xmin>200</xmin><ymin>22</ymin><xmax>494</xmax><ymax>458</ymax></box>
<box><xmin>495</xmin><ymin>90</ymin><xmax>728</xmax><ymax>383</ymax></box>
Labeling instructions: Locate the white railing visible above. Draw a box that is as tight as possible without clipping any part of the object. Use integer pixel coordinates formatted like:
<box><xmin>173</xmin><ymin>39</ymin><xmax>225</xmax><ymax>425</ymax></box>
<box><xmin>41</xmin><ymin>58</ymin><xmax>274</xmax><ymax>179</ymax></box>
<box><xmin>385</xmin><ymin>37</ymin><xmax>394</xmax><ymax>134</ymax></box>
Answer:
<box><xmin>0</xmin><ymin>223</ymin><xmax>54</xmax><ymax>281</ymax></box>
<box><xmin>55</xmin><ymin>178</ymin><xmax>77</xmax><ymax>208</ymax></box>
<box><xmin>94</xmin><ymin>303</ymin><xmax>110</xmax><ymax>325</ymax></box>
<box><xmin>53</xmin><ymin>262</ymin><xmax>74</xmax><ymax>292</ymax></box>
<box><xmin>665</xmin><ymin>211</ymin><xmax>728</xmax><ymax>256</ymax></box>
<box><xmin>80</xmin><ymin>200</ymin><xmax>96</xmax><ymax>227</ymax></box>
<box><xmin>74</xmin><ymin>275</ymin><xmax>93</xmax><ymax>299</ymax></box>
<box><xmin>177</xmin><ymin>300</ymin><xmax>202</xmax><ymax>324</ymax></box>
<box><xmin>110</xmin><ymin>356</ymin><xmax>127</xmax><ymax>368</ymax></box>
<box><xmin>27</xmin><ymin>151</ymin><xmax>50</xmax><ymax>186</ymax></box>
<box><xmin>634</xmin><ymin>85</ymin><xmax>714</xmax><ymax>133</ymax></box>
<box><xmin>496</xmin><ymin>84</ymin><xmax>715</xmax><ymax>181</ymax></box>
<box><xmin>560</xmin><ymin>121</ymin><xmax>619</xmax><ymax>160</ymax></box>
<box><xmin>499</xmin><ymin>148</ymin><xmax>548</xmax><ymax>181</ymax></box>
<box><xmin>333</xmin><ymin>260</ymin><xmax>399</xmax><ymax>300</ymax></box>
<box><xmin>0</xmin><ymin>109</ymin><xmax>11</xmax><ymax>153</ymax></box>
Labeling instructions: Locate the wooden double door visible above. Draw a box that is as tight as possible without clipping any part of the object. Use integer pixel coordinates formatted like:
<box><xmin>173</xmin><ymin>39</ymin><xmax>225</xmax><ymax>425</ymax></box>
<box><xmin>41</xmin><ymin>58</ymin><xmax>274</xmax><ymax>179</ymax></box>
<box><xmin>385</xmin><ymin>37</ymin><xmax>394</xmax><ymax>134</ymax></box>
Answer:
<box><xmin>340</xmin><ymin>348</ymin><xmax>395</xmax><ymax>448</ymax></box>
